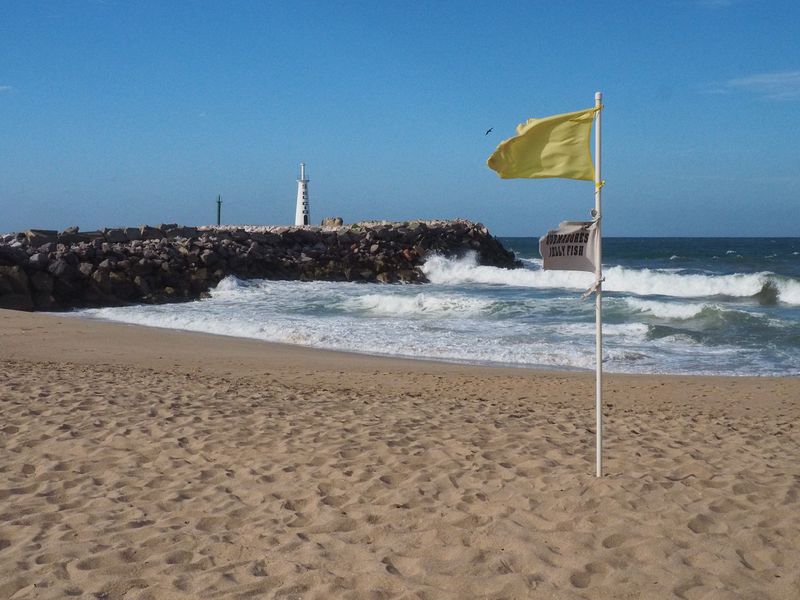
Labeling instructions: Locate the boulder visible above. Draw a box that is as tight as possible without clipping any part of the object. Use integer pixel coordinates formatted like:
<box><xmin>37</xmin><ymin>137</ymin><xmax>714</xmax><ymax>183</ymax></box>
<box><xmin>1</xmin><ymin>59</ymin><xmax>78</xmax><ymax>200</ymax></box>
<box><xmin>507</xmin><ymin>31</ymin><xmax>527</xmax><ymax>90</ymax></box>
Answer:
<box><xmin>0</xmin><ymin>245</ymin><xmax>28</xmax><ymax>266</ymax></box>
<box><xmin>91</xmin><ymin>269</ymin><xmax>111</xmax><ymax>292</ymax></box>
<box><xmin>30</xmin><ymin>271</ymin><xmax>54</xmax><ymax>293</ymax></box>
<box><xmin>165</xmin><ymin>226</ymin><xmax>198</xmax><ymax>239</ymax></box>
<box><xmin>58</xmin><ymin>228</ymin><xmax>85</xmax><ymax>244</ymax></box>
<box><xmin>0</xmin><ymin>293</ymin><xmax>34</xmax><ymax>311</ymax></box>
<box><xmin>98</xmin><ymin>258</ymin><xmax>115</xmax><ymax>271</ymax></box>
<box><xmin>26</xmin><ymin>229</ymin><xmax>58</xmax><ymax>247</ymax></box>
<box><xmin>200</xmin><ymin>249</ymin><xmax>222</xmax><ymax>267</ymax></box>
<box><xmin>109</xmin><ymin>271</ymin><xmax>135</xmax><ymax>299</ymax></box>
<box><xmin>0</xmin><ymin>265</ymin><xmax>29</xmax><ymax>294</ymax></box>
<box><xmin>132</xmin><ymin>258</ymin><xmax>156</xmax><ymax>275</ymax></box>
<box><xmin>32</xmin><ymin>292</ymin><xmax>58</xmax><ymax>310</ymax></box>
<box><xmin>140</xmin><ymin>225</ymin><xmax>163</xmax><ymax>240</ymax></box>
<box><xmin>52</xmin><ymin>277</ymin><xmax>81</xmax><ymax>300</ymax></box>
<box><xmin>103</xmin><ymin>228</ymin><xmax>128</xmax><ymax>243</ymax></box>
<box><xmin>48</xmin><ymin>258</ymin><xmax>82</xmax><ymax>281</ymax></box>
<box><xmin>28</xmin><ymin>253</ymin><xmax>50</xmax><ymax>270</ymax></box>
<box><xmin>78</xmin><ymin>262</ymin><xmax>94</xmax><ymax>278</ymax></box>
<box><xmin>133</xmin><ymin>275</ymin><xmax>150</xmax><ymax>295</ymax></box>
<box><xmin>74</xmin><ymin>230</ymin><xmax>105</xmax><ymax>243</ymax></box>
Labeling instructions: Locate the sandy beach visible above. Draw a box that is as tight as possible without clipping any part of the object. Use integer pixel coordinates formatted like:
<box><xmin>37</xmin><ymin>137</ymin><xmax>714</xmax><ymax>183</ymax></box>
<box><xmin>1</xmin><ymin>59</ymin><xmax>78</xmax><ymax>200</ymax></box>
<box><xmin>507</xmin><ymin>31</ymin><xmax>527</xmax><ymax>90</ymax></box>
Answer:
<box><xmin>1</xmin><ymin>308</ymin><xmax>798</xmax><ymax>599</ymax></box>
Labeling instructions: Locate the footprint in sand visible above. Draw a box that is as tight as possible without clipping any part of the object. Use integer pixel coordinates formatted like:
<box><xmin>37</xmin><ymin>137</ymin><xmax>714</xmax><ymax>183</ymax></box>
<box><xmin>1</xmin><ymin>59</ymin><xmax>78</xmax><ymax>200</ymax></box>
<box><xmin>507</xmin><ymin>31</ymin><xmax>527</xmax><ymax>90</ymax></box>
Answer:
<box><xmin>687</xmin><ymin>513</ymin><xmax>722</xmax><ymax>534</ymax></box>
<box><xmin>63</xmin><ymin>587</ymin><xmax>83</xmax><ymax>597</ymax></box>
<box><xmin>382</xmin><ymin>557</ymin><xmax>402</xmax><ymax>576</ymax></box>
<box><xmin>75</xmin><ymin>556</ymin><xmax>103</xmax><ymax>570</ymax></box>
<box><xmin>569</xmin><ymin>571</ymin><xmax>591</xmax><ymax>588</ymax></box>
<box><xmin>708</xmin><ymin>498</ymin><xmax>740</xmax><ymax>513</ymax></box>
<box><xmin>165</xmin><ymin>550</ymin><xmax>193</xmax><ymax>565</ymax></box>
<box><xmin>570</xmin><ymin>562</ymin><xmax>607</xmax><ymax>589</ymax></box>
<box><xmin>601</xmin><ymin>533</ymin><xmax>628</xmax><ymax>549</ymax></box>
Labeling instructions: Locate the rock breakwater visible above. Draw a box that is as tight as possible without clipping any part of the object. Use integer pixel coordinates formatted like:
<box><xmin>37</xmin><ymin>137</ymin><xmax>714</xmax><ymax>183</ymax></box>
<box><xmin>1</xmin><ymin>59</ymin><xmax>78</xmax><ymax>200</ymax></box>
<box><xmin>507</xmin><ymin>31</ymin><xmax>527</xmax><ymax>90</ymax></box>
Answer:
<box><xmin>0</xmin><ymin>220</ymin><xmax>519</xmax><ymax>311</ymax></box>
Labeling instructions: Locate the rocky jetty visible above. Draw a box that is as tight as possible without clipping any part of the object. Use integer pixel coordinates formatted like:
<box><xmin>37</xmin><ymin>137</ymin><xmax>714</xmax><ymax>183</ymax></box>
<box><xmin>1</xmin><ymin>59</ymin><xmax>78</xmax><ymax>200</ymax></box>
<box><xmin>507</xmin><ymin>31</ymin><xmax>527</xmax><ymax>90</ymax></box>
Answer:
<box><xmin>0</xmin><ymin>220</ymin><xmax>519</xmax><ymax>311</ymax></box>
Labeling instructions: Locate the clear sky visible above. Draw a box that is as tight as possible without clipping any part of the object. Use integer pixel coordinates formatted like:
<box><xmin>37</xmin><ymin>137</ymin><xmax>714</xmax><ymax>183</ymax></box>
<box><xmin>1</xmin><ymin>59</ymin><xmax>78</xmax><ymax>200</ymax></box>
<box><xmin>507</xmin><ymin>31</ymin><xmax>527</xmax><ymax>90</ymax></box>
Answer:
<box><xmin>1</xmin><ymin>0</ymin><xmax>798</xmax><ymax>236</ymax></box>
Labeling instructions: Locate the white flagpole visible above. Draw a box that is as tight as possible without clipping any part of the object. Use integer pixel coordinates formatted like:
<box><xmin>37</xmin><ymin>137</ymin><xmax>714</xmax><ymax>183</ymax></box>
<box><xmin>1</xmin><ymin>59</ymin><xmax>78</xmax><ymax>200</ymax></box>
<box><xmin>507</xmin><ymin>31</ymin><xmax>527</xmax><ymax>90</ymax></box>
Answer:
<box><xmin>594</xmin><ymin>91</ymin><xmax>604</xmax><ymax>477</ymax></box>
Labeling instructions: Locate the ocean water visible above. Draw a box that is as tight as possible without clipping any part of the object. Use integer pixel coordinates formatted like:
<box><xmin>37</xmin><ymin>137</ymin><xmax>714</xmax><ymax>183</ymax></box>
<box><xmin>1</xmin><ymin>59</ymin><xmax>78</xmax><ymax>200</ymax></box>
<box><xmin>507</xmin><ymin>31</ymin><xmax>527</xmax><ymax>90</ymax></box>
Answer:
<box><xmin>78</xmin><ymin>238</ymin><xmax>800</xmax><ymax>376</ymax></box>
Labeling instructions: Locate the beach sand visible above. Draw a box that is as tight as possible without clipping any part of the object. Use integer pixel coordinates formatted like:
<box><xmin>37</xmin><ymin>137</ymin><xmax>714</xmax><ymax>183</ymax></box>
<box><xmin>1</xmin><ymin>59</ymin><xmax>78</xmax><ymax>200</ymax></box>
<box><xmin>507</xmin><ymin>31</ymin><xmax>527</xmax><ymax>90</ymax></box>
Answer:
<box><xmin>1</xmin><ymin>308</ymin><xmax>798</xmax><ymax>599</ymax></box>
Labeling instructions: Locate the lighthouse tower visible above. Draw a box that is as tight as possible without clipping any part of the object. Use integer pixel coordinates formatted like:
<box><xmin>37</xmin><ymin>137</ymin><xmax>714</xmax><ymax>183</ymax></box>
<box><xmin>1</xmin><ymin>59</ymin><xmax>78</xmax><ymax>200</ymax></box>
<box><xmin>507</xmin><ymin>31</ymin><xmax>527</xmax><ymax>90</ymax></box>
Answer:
<box><xmin>294</xmin><ymin>163</ymin><xmax>310</xmax><ymax>226</ymax></box>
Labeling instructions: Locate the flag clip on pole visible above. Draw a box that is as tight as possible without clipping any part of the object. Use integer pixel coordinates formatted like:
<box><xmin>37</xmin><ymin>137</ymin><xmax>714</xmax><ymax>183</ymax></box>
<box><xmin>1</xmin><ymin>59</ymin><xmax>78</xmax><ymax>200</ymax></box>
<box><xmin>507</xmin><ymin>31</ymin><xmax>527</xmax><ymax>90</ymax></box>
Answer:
<box><xmin>593</xmin><ymin>92</ymin><xmax>604</xmax><ymax>478</ymax></box>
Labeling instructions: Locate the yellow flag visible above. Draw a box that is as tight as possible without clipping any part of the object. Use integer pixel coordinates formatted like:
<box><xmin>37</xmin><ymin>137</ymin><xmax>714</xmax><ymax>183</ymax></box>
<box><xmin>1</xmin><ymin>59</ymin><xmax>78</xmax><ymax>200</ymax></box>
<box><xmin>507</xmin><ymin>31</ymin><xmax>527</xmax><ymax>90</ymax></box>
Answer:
<box><xmin>487</xmin><ymin>107</ymin><xmax>598</xmax><ymax>180</ymax></box>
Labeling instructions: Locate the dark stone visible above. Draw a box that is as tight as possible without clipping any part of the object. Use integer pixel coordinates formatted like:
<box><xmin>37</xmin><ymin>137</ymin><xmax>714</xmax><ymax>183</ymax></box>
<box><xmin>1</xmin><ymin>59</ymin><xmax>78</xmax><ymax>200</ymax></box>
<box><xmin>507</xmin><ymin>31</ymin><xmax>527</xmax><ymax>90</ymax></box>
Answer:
<box><xmin>32</xmin><ymin>292</ymin><xmax>58</xmax><ymax>310</ymax></box>
<box><xmin>140</xmin><ymin>226</ymin><xmax>163</xmax><ymax>240</ymax></box>
<box><xmin>0</xmin><ymin>245</ymin><xmax>28</xmax><ymax>266</ymax></box>
<box><xmin>200</xmin><ymin>249</ymin><xmax>221</xmax><ymax>267</ymax></box>
<box><xmin>133</xmin><ymin>275</ymin><xmax>150</xmax><ymax>295</ymax></box>
<box><xmin>0</xmin><ymin>265</ymin><xmax>29</xmax><ymax>295</ymax></box>
<box><xmin>165</xmin><ymin>226</ymin><xmax>198</xmax><ymax>239</ymax></box>
<box><xmin>125</xmin><ymin>227</ymin><xmax>142</xmax><ymax>241</ymax></box>
<box><xmin>0</xmin><ymin>293</ymin><xmax>34</xmax><ymax>311</ymax></box>
<box><xmin>58</xmin><ymin>232</ymin><xmax>84</xmax><ymax>244</ymax></box>
<box><xmin>91</xmin><ymin>269</ymin><xmax>111</xmax><ymax>291</ymax></box>
<box><xmin>30</xmin><ymin>271</ymin><xmax>54</xmax><ymax>293</ymax></box>
<box><xmin>74</xmin><ymin>230</ymin><xmax>105</xmax><ymax>243</ymax></box>
<box><xmin>78</xmin><ymin>262</ymin><xmax>94</xmax><ymax>278</ymax></box>
<box><xmin>132</xmin><ymin>258</ymin><xmax>155</xmax><ymax>275</ymax></box>
<box><xmin>53</xmin><ymin>277</ymin><xmax>81</xmax><ymax>300</ymax></box>
<box><xmin>103</xmin><ymin>228</ymin><xmax>128</xmax><ymax>243</ymax></box>
<box><xmin>28</xmin><ymin>253</ymin><xmax>50</xmax><ymax>270</ymax></box>
<box><xmin>48</xmin><ymin>258</ymin><xmax>82</xmax><ymax>281</ymax></box>
<box><xmin>109</xmin><ymin>271</ymin><xmax>135</xmax><ymax>299</ymax></box>
<box><xmin>26</xmin><ymin>229</ymin><xmax>58</xmax><ymax>247</ymax></box>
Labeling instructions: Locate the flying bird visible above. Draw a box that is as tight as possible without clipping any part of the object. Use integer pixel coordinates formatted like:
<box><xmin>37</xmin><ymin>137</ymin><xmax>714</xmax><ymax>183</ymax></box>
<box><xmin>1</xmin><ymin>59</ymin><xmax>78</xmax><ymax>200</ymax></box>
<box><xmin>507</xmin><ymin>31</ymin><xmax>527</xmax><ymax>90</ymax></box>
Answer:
<box><xmin>485</xmin><ymin>127</ymin><xmax>493</xmax><ymax>136</ymax></box>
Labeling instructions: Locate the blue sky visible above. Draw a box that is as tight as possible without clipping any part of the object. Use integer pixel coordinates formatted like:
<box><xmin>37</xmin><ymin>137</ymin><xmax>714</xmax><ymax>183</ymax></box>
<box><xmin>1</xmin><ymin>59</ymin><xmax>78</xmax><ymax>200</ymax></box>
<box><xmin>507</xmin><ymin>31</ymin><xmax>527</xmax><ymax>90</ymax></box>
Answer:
<box><xmin>1</xmin><ymin>0</ymin><xmax>798</xmax><ymax>236</ymax></box>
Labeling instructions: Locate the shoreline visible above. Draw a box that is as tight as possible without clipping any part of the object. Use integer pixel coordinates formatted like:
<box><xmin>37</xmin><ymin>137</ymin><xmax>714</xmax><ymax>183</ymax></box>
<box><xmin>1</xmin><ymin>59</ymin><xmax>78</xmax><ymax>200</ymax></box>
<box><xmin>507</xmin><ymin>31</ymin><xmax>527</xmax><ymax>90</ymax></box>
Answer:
<box><xmin>55</xmin><ymin>309</ymin><xmax>595</xmax><ymax>375</ymax></box>
<box><xmin>2</xmin><ymin>308</ymin><xmax>799</xmax><ymax>599</ymax></box>
<box><xmin>4</xmin><ymin>308</ymin><xmax>798</xmax><ymax>382</ymax></box>
<box><xmin>43</xmin><ymin>307</ymin><xmax>800</xmax><ymax>378</ymax></box>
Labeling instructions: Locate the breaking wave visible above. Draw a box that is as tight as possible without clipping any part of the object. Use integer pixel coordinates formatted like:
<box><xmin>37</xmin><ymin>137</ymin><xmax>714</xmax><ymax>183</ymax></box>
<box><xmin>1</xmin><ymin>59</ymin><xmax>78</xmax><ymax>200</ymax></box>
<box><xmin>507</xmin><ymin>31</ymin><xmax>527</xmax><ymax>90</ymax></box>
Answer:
<box><xmin>422</xmin><ymin>254</ymin><xmax>800</xmax><ymax>305</ymax></box>
<box><xmin>624</xmin><ymin>298</ymin><xmax>709</xmax><ymax>320</ymax></box>
<box><xmin>340</xmin><ymin>293</ymin><xmax>493</xmax><ymax>317</ymax></box>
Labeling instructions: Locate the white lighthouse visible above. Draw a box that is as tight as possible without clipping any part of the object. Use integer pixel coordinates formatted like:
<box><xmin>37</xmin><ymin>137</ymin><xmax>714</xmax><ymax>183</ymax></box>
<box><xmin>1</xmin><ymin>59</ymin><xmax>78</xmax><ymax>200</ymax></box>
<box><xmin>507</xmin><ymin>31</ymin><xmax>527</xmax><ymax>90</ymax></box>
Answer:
<box><xmin>294</xmin><ymin>162</ymin><xmax>310</xmax><ymax>226</ymax></box>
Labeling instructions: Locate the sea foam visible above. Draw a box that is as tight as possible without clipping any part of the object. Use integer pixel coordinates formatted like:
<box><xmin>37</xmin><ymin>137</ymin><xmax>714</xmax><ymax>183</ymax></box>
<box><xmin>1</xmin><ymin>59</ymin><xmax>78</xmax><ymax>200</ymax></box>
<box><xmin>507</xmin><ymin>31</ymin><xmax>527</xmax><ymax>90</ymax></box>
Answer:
<box><xmin>422</xmin><ymin>253</ymin><xmax>800</xmax><ymax>305</ymax></box>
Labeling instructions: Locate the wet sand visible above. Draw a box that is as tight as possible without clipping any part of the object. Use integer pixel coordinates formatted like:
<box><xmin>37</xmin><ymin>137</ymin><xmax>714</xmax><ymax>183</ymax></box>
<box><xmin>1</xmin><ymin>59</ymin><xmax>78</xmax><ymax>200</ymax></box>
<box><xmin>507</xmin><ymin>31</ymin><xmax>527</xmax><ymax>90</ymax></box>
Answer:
<box><xmin>1</xmin><ymin>308</ymin><xmax>798</xmax><ymax>599</ymax></box>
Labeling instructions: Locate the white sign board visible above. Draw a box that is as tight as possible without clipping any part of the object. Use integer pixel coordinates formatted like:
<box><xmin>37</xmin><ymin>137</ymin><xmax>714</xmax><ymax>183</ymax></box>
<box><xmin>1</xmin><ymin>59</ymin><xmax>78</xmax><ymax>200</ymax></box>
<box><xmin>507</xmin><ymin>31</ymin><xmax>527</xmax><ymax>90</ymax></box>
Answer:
<box><xmin>538</xmin><ymin>221</ymin><xmax>598</xmax><ymax>272</ymax></box>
